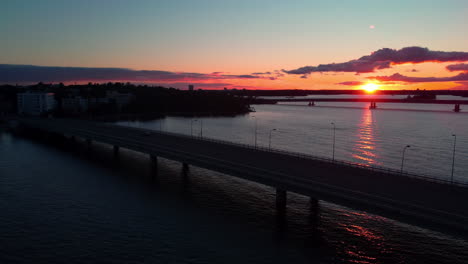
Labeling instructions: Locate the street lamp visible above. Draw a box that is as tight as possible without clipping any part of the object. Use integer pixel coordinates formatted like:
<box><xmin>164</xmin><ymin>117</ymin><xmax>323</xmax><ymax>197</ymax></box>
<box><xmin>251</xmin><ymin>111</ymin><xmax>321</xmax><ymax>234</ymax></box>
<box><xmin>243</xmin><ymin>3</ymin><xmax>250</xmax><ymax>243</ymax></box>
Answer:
<box><xmin>400</xmin><ymin>145</ymin><xmax>411</xmax><ymax>173</ymax></box>
<box><xmin>200</xmin><ymin>119</ymin><xmax>203</xmax><ymax>138</ymax></box>
<box><xmin>451</xmin><ymin>134</ymin><xmax>456</xmax><ymax>184</ymax></box>
<box><xmin>331</xmin><ymin>122</ymin><xmax>336</xmax><ymax>162</ymax></box>
<box><xmin>251</xmin><ymin>116</ymin><xmax>258</xmax><ymax>148</ymax></box>
<box><xmin>191</xmin><ymin>119</ymin><xmax>198</xmax><ymax>137</ymax></box>
<box><xmin>269</xmin><ymin>128</ymin><xmax>277</xmax><ymax>150</ymax></box>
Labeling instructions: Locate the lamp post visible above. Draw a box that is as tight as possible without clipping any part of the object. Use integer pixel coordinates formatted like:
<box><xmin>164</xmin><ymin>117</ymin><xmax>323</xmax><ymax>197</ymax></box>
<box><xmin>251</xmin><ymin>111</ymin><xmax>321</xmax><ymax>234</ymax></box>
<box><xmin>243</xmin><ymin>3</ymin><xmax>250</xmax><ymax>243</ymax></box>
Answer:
<box><xmin>451</xmin><ymin>134</ymin><xmax>456</xmax><ymax>184</ymax></box>
<box><xmin>251</xmin><ymin>116</ymin><xmax>258</xmax><ymax>148</ymax></box>
<box><xmin>269</xmin><ymin>128</ymin><xmax>277</xmax><ymax>150</ymax></box>
<box><xmin>331</xmin><ymin>122</ymin><xmax>336</xmax><ymax>162</ymax></box>
<box><xmin>191</xmin><ymin>119</ymin><xmax>198</xmax><ymax>137</ymax></box>
<box><xmin>200</xmin><ymin>119</ymin><xmax>203</xmax><ymax>138</ymax></box>
<box><xmin>400</xmin><ymin>145</ymin><xmax>411</xmax><ymax>173</ymax></box>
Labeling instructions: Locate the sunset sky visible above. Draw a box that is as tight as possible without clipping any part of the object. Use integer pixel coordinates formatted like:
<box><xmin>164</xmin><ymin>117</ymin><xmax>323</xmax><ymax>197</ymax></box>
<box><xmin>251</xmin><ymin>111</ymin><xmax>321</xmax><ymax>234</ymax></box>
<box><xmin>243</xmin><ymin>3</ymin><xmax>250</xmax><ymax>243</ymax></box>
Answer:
<box><xmin>2</xmin><ymin>0</ymin><xmax>468</xmax><ymax>90</ymax></box>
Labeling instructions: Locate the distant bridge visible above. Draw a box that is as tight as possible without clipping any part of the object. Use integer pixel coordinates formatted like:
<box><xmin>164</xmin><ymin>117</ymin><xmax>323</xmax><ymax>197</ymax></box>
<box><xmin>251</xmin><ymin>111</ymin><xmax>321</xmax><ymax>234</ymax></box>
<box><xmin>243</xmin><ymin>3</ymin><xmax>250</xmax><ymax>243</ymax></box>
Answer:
<box><xmin>18</xmin><ymin>118</ymin><xmax>468</xmax><ymax>236</ymax></box>
<box><xmin>263</xmin><ymin>98</ymin><xmax>467</xmax><ymax>111</ymax></box>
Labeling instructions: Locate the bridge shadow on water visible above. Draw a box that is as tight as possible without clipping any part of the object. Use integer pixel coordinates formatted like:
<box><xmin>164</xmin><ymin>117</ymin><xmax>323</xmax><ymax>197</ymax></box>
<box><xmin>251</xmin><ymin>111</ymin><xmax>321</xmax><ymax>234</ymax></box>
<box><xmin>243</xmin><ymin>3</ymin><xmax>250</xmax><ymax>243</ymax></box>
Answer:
<box><xmin>8</xmin><ymin>129</ymin><xmax>468</xmax><ymax>264</ymax></box>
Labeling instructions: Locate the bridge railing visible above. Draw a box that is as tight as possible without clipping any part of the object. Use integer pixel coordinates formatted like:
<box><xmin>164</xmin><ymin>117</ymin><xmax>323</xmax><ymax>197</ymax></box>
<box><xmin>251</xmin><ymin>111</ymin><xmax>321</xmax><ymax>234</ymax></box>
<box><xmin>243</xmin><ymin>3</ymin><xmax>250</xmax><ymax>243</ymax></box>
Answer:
<box><xmin>112</xmin><ymin>123</ymin><xmax>468</xmax><ymax>187</ymax></box>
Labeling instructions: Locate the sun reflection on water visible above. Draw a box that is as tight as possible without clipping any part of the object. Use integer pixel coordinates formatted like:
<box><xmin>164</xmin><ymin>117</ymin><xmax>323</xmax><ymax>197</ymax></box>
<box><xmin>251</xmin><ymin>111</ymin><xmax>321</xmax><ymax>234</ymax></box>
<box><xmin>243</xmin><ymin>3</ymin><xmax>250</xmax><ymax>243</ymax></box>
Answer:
<box><xmin>352</xmin><ymin>109</ymin><xmax>380</xmax><ymax>165</ymax></box>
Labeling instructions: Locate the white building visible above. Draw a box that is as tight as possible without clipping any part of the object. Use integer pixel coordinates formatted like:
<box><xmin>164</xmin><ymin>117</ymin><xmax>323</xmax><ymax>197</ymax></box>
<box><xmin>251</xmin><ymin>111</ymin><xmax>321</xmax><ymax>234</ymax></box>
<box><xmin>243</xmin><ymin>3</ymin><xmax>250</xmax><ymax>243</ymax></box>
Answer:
<box><xmin>17</xmin><ymin>92</ymin><xmax>57</xmax><ymax>116</ymax></box>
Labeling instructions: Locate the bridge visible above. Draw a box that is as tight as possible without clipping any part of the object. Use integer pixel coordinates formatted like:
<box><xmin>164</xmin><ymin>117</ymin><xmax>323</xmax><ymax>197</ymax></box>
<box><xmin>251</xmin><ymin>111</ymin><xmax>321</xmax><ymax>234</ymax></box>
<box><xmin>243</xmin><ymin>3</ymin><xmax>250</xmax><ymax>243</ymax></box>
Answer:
<box><xmin>17</xmin><ymin>118</ymin><xmax>468</xmax><ymax>236</ymax></box>
<box><xmin>262</xmin><ymin>98</ymin><xmax>468</xmax><ymax>111</ymax></box>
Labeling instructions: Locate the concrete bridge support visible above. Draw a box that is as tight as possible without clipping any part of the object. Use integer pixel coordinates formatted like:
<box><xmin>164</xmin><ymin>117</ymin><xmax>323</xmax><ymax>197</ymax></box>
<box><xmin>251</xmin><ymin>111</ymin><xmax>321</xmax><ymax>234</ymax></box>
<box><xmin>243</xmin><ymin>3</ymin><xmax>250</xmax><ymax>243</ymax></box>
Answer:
<box><xmin>42</xmin><ymin>131</ymin><xmax>52</xmax><ymax>141</ymax></box>
<box><xmin>51</xmin><ymin>132</ymin><xmax>63</xmax><ymax>142</ymax></box>
<box><xmin>309</xmin><ymin>197</ymin><xmax>319</xmax><ymax>211</ymax></box>
<box><xmin>276</xmin><ymin>189</ymin><xmax>287</xmax><ymax>216</ymax></box>
<box><xmin>150</xmin><ymin>155</ymin><xmax>158</xmax><ymax>178</ymax></box>
<box><xmin>46</xmin><ymin>132</ymin><xmax>66</xmax><ymax>145</ymax></box>
<box><xmin>86</xmin><ymin>138</ymin><xmax>92</xmax><ymax>150</ymax></box>
<box><xmin>308</xmin><ymin>197</ymin><xmax>320</xmax><ymax>230</ymax></box>
<box><xmin>181</xmin><ymin>162</ymin><xmax>190</xmax><ymax>183</ymax></box>
<box><xmin>113</xmin><ymin>145</ymin><xmax>119</xmax><ymax>157</ymax></box>
<box><xmin>150</xmin><ymin>155</ymin><xmax>158</xmax><ymax>169</ymax></box>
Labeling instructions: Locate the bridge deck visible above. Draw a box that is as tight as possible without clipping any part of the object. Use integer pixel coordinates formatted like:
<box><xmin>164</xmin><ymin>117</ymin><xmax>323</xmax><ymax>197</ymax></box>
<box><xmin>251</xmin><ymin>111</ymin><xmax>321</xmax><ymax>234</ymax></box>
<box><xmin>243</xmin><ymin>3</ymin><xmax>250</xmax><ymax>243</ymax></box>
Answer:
<box><xmin>19</xmin><ymin>118</ymin><xmax>468</xmax><ymax>235</ymax></box>
<box><xmin>269</xmin><ymin>98</ymin><xmax>468</xmax><ymax>105</ymax></box>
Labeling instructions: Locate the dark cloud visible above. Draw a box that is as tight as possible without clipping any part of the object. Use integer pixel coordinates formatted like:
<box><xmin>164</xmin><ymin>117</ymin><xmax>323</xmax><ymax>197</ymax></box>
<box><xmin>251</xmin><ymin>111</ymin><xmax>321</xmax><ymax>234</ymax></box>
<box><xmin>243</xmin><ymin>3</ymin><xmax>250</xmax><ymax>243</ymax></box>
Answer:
<box><xmin>446</xmin><ymin>63</ymin><xmax>468</xmax><ymax>72</ymax></box>
<box><xmin>284</xmin><ymin>60</ymin><xmax>391</xmax><ymax>75</ymax></box>
<box><xmin>0</xmin><ymin>64</ymin><xmax>264</xmax><ymax>83</ymax></box>
<box><xmin>283</xmin><ymin>47</ymin><xmax>468</xmax><ymax>76</ymax></box>
<box><xmin>231</xmin><ymin>74</ymin><xmax>258</xmax><ymax>79</ymax></box>
<box><xmin>368</xmin><ymin>72</ymin><xmax>468</xmax><ymax>83</ymax></box>
<box><xmin>336</xmin><ymin>81</ymin><xmax>365</xmax><ymax>86</ymax></box>
<box><xmin>250</xmin><ymin>70</ymin><xmax>284</xmax><ymax>80</ymax></box>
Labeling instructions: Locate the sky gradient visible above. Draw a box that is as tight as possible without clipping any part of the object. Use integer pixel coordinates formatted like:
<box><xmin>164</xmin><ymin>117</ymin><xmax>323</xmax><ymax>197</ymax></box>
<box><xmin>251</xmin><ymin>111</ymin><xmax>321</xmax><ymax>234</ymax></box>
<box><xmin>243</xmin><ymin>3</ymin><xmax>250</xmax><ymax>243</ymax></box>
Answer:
<box><xmin>2</xmin><ymin>0</ymin><xmax>468</xmax><ymax>90</ymax></box>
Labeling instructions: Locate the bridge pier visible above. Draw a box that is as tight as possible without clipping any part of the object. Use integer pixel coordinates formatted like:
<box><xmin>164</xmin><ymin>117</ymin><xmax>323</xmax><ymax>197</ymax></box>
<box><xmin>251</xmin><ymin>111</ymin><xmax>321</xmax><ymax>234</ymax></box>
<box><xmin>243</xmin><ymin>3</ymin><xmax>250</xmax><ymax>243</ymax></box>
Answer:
<box><xmin>308</xmin><ymin>197</ymin><xmax>320</xmax><ymax>230</ymax></box>
<box><xmin>52</xmin><ymin>132</ymin><xmax>66</xmax><ymax>143</ymax></box>
<box><xmin>150</xmin><ymin>155</ymin><xmax>158</xmax><ymax>169</ymax></box>
<box><xmin>150</xmin><ymin>155</ymin><xmax>158</xmax><ymax>178</ymax></box>
<box><xmin>86</xmin><ymin>138</ymin><xmax>92</xmax><ymax>150</ymax></box>
<box><xmin>45</xmin><ymin>132</ymin><xmax>65</xmax><ymax>145</ymax></box>
<box><xmin>68</xmin><ymin>135</ymin><xmax>76</xmax><ymax>148</ymax></box>
<box><xmin>42</xmin><ymin>131</ymin><xmax>52</xmax><ymax>141</ymax></box>
<box><xmin>309</xmin><ymin>197</ymin><xmax>319</xmax><ymax>211</ymax></box>
<box><xmin>276</xmin><ymin>188</ymin><xmax>287</xmax><ymax>216</ymax></box>
<box><xmin>113</xmin><ymin>145</ymin><xmax>119</xmax><ymax>157</ymax></box>
<box><xmin>181</xmin><ymin>162</ymin><xmax>190</xmax><ymax>184</ymax></box>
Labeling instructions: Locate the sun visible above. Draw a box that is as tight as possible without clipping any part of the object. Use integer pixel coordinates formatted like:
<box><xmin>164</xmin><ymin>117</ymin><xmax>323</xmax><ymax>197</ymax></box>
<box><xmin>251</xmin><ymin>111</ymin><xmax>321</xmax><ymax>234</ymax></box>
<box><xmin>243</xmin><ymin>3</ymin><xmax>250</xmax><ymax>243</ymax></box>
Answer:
<box><xmin>361</xmin><ymin>82</ymin><xmax>380</xmax><ymax>93</ymax></box>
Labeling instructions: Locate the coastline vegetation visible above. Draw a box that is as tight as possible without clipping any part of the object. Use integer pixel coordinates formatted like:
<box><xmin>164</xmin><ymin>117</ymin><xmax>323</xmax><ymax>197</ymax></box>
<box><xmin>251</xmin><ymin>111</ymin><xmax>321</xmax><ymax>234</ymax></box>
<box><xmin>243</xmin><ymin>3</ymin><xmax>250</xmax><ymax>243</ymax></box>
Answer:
<box><xmin>0</xmin><ymin>82</ymin><xmax>253</xmax><ymax>120</ymax></box>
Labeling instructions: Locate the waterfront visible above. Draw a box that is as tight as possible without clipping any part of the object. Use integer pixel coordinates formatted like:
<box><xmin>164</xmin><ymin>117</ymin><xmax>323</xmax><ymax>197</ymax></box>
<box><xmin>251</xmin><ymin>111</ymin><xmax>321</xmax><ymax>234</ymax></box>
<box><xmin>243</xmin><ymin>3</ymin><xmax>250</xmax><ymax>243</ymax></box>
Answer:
<box><xmin>1</xmin><ymin>103</ymin><xmax>468</xmax><ymax>263</ymax></box>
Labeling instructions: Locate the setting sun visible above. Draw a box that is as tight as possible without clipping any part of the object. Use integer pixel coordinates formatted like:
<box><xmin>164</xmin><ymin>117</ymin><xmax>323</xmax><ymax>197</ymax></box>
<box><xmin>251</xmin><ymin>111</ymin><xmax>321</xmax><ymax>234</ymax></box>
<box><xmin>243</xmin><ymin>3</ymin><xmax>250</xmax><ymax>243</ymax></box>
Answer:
<box><xmin>361</xmin><ymin>82</ymin><xmax>380</xmax><ymax>93</ymax></box>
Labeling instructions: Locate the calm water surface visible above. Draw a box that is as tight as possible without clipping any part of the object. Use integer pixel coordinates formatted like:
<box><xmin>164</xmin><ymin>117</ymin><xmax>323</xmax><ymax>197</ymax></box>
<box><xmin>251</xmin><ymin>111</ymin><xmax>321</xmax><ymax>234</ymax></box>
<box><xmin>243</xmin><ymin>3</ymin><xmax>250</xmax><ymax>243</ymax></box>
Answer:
<box><xmin>1</xmin><ymin>102</ymin><xmax>468</xmax><ymax>263</ymax></box>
